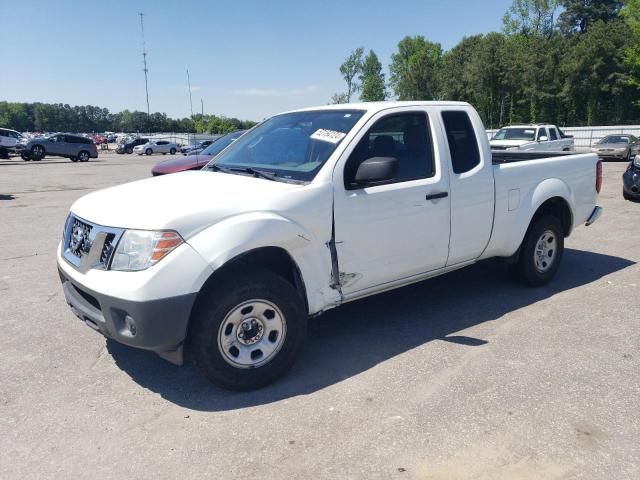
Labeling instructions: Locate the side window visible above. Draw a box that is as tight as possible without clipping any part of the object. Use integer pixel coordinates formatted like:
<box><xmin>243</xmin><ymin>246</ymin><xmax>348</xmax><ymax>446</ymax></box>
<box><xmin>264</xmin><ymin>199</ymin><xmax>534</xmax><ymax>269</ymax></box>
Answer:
<box><xmin>549</xmin><ymin>128</ymin><xmax>558</xmax><ymax>141</ymax></box>
<box><xmin>537</xmin><ymin>128</ymin><xmax>548</xmax><ymax>141</ymax></box>
<box><xmin>344</xmin><ymin>112</ymin><xmax>434</xmax><ymax>188</ymax></box>
<box><xmin>66</xmin><ymin>136</ymin><xmax>76</xmax><ymax>143</ymax></box>
<box><xmin>441</xmin><ymin>111</ymin><xmax>481</xmax><ymax>174</ymax></box>
<box><xmin>49</xmin><ymin>135</ymin><xmax>59</xmax><ymax>142</ymax></box>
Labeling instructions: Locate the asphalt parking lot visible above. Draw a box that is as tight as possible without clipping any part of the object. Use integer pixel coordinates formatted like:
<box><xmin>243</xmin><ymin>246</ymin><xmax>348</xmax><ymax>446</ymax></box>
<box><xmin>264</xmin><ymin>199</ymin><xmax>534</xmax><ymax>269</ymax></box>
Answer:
<box><xmin>0</xmin><ymin>152</ymin><xmax>638</xmax><ymax>479</ymax></box>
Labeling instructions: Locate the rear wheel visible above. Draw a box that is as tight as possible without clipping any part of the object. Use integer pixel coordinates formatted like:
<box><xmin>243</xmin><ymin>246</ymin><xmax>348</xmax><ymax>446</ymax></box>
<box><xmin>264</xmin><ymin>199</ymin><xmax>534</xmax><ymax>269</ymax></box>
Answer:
<box><xmin>626</xmin><ymin>150</ymin><xmax>632</xmax><ymax>162</ymax></box>
<box><xmin>145</xmin><ymin>148</ymin><xmax>152</xmax><ymax>155</ymax></box>
<box><xmin>125</xmin><ymin>147</ymin><xmax>133</xmax><ymax>154</ymax></box>
<box><xmin>189</xmin><ymin>269</ymin><xmax>307</xmax><ymax>390</ymax></box>
<box><xmin>510</xmin><ymin>215</ymin><xmax>564</xmax><ymax>287</ymax></box>
<box><xmin>77</xmin><ymin>151</ymin><xmax>90</xmax><ymax>162</ymax></box>
<box><xmin>170</xmin><ymin>148</ymin><xmax>176</xmax><ymax>155</ymax></box>
<box><xmin>21</xmin><ymin>153</ymin><xmax>31</xmax><ymax>161</ymax></box>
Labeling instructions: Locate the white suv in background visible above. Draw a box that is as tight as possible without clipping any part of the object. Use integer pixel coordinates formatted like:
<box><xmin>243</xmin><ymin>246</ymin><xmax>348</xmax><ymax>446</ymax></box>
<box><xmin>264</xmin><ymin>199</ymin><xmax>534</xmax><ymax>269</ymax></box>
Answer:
<box><xmin>133</xmin><ymin>140</ymin><xmax>179</xmax><ymax>156</ymax></box>
<box><xmin>0</xmin><ymin>128</ymin><xmax>25</xmax><ymax>158</ymax></box>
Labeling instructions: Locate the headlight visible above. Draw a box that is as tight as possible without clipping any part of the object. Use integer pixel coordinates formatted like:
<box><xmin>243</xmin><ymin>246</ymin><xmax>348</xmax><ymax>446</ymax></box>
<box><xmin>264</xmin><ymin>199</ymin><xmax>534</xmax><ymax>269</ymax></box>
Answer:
<box><xmin>507</xmin><ymin>146</ymin><xmax>520</xmax><ymax>151</ymax></box>
<box><xmin>110</xmin><ymin>230</ymin><xmax>183</xmax><ymax>271</ymax></box>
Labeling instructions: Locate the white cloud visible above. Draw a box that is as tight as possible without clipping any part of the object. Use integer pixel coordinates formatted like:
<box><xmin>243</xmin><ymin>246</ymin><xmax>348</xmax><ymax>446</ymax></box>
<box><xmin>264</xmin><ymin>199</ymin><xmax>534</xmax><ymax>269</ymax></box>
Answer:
<box><xmin>182</xmin><ymin>85</ymin><xmax>202</xmax><ymax>92</ymax></box>
<box><xmin>234</xmin><ymin>85</ymin><xmax>321</xmax><ymax>97</ymax></box>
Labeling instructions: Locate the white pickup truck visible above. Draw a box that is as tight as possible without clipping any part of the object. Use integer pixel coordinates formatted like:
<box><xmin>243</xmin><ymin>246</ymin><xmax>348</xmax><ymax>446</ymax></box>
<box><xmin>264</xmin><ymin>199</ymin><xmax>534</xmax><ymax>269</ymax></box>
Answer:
<box><xmin>57</xmin><ymin>102</ymin><xmax>602</xmax><ymax>390</ymax></box>
<box><xmin>490</xmin><ymin>124</ymin><xmax>575</xmax><ymax>152</ymax></box>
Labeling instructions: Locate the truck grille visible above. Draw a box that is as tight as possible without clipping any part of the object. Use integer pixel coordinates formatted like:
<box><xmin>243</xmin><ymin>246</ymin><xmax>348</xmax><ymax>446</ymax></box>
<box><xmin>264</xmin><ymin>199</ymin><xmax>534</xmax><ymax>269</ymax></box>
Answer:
<box><xmin>62</xmin><ymin>215</ymin><xmax>123</xmax><ymax>272</ymax></box>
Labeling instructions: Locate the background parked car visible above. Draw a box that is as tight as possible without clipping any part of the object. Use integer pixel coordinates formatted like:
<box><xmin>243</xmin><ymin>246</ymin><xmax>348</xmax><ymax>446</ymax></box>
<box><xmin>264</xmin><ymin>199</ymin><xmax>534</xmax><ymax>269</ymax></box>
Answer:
<box><xmin>133</xmin><ymin>140</ymin><xmax>179</xmax><ymax>155</ymax></box>
<box><xmin>0</xmin><ymin>128</ymin><xmax>25</xmax><ymax>158</ymax></box>
<box><xmin>116</xmin><ymin>137</ymin><xmax>149</xmax><ymax>154</ymax></box>
<box><xmin>22</xmin><ymin>133</ymin><xmax>98</xmax><ymax>162</ymax></box>
<box><xmin>592</xmin><ymin>134</ymin><xmax>640</xmax><ymax>162</ymax></box>
<box><xmin>181</xmin><ymin>139</ymin><xmax>216</xmax><ymax>155</ymax></box>
<box><xmin>152</xmin><ymin>130</ymin><xmax>246</xmax><ymax>175</ymax></box>
<box><xmin>623</xmin><ymin>155</ymin><xmax>640</xmax><ymax>201</ymax></box>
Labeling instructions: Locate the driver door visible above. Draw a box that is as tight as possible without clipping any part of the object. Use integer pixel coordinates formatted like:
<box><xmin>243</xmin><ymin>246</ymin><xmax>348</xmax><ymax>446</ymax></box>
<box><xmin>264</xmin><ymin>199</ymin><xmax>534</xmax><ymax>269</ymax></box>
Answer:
<box><xmin>332</xmin><ymin>109</ymin><xmax>451</xmax><ymax>297</ymax></box>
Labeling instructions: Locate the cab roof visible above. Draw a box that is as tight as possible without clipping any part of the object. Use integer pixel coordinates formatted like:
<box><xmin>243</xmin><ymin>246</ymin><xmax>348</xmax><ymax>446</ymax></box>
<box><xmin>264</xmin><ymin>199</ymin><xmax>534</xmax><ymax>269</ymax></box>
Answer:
<box><xmin>284</xmin><ymin>101</ymin><xmax>471</xmax><ymax>115</ymax></box>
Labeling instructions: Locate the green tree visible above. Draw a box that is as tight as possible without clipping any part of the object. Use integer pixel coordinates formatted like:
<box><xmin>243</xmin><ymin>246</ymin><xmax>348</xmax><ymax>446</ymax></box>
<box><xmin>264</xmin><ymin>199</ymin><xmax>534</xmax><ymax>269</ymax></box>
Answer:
<box><xmin>359</xmin><ymin>50</ymin><xmax>386</xmax><ymax>102</ymax></box>
<box><xmin>339</xmin><ymin>47</ymin><xmax>364</xmax><ymax>102</ymax></box>
<box><xmin>623</xmin><ymin>0</ymin><xmax>640</xmax><ymax>97</ymax></box>
<box><xmin>558</xmin><ymin>0</ymin><xmax>623</xmax><ymax>33</ymax></box>
<box><xmin>502</xmin><ymin>0</ymin><xmax>560</xmax><ymax>36</ymax></box>
<box><xmin>329</xmin><ymin>93</ymin><xmax>349</xmax><ymax>104</ymax></box>
<box><xmin>389</xmin><ymin>36</ymin><xmax>442</xmax><ymax>100</ymax></box>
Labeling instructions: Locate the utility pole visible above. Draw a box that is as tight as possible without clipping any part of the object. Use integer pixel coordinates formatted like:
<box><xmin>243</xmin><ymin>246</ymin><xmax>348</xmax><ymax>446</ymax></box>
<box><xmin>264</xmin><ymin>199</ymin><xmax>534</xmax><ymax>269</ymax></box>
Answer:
<box><xmin>186</xmin><ymin>69</ymin><xmax>194</xmax><ymax>118</ymax></box>
<box><xmin>139</xmin><ymin>13</ymin><xmax>150</xmax><ymax>123</ymax></box>
<box><xmin>201</xmin><ymin>98</ymin><xmax>204</xmax><ymax>117</ymax></box>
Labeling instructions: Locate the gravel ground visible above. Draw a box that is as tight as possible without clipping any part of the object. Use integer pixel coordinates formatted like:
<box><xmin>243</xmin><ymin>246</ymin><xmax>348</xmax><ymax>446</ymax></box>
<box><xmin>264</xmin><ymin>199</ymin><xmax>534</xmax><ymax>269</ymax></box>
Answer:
<box><xmin>0</xmin><ymin>152</ymin><xmax>638</xmax><ymax>479</ymax></box>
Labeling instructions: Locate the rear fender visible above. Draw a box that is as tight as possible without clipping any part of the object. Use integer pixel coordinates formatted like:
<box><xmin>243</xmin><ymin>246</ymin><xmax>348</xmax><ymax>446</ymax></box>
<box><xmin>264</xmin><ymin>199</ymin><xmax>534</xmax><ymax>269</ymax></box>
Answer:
<box><xmin>503</xmin><ymin>178</ymin><xmax>574</xmax><ymax>256</ymax></box>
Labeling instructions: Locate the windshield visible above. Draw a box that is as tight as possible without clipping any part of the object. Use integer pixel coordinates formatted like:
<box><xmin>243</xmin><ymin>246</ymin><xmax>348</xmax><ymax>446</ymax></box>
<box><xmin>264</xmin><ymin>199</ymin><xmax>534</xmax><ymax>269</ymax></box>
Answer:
<box><xmin>208</xmin><ymin>110</ymin><xmax>365</xmax><ymax>181</ymax></box>
<box><xmin>598</xmin><ymin>135</ymin><xmax>630</xmax><ymax>144</ymax></box>
<box><xmin>492</xmin><ymin>128</ymin><xmax>536</xmax><ymax>141</ymax></box>
<box><xmin>201</xmin><ymin>130</ymin><xmax>246</xmax><ymax>156</ymax></box>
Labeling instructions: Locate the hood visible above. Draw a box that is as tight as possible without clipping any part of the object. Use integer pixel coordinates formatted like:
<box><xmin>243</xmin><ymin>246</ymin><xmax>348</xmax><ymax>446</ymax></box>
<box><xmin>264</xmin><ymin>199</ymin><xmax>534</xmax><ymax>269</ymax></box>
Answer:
<box><xmin>70</xmin><ymin>170</ymin><xmax>302</xmax><ymax>238</ymax></box>
<box><xmin>151</xmin><ymin>155</ymin><xmax>207</xmax><ymax>174</ymax></box>
<box><xmin>489</xmin><ymin>139</ymin><xmax>532</xmax><ymax>148</ymax></box>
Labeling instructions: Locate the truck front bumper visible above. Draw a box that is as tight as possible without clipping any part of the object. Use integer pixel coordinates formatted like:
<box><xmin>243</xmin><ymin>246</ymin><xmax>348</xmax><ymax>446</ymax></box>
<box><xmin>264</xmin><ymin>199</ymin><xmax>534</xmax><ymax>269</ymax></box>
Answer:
<box><xmin>59</xmin><ymin>268</ymin><xmax>196</xmax><ymax>364</ymax></box>
<box><xmin>57</xmin><ymin>241</ymin><xmax>212</xmax><ymax>364</ymax></box>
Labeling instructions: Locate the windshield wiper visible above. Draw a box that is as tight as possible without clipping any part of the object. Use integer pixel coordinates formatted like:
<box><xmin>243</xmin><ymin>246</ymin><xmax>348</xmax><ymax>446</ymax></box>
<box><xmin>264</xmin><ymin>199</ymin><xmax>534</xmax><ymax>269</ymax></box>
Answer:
<box><xmin>208</xmin><ymin>164</ymin><xmax>231</xmax><ymax>173</ymax></box>
<box><xmin>228</xmin><ymin>167</ymin><xmax>280</xmax><ymax>182</ymax></box>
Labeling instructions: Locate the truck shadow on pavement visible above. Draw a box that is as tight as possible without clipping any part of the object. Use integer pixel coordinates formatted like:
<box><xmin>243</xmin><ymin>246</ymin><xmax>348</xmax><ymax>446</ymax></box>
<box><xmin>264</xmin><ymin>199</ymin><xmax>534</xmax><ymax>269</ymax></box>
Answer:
<box><xmin>107</xmin><ymin>248</ymin><xmax>634</xmax><ymax>411</ymax></box>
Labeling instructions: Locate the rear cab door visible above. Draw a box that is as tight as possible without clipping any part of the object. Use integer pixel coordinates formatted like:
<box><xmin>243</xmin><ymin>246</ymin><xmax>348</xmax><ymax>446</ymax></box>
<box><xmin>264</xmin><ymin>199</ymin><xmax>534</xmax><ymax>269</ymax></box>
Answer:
<box><xmin>332</xmin><ymin>106</ymin><xmax>451</xmax><ymax>296</ymax></box>
<box><xmin>438</xmin><ymin>107</ymin><xmax>495</xmax><ymax>265</ymax></box>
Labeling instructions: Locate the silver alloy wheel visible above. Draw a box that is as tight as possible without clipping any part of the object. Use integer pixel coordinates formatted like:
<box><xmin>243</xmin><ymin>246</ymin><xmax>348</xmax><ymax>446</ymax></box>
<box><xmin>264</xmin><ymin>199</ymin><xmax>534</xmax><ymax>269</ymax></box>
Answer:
<box><xmin>534</xmin><ymin>229</ymin><xmax>557</xmax><ymax>273</ymax></box>
<box><xmin>78</xmin><ymin>151</ymin><xmax>89</xmax><ymax>162</ymax></box>
<box><xmin>32</xmin><ymin>145</ymin><xmax>44</xmax><ymax>158</ymax></box>
<box><xmin>217</xmin><ymin>299</ymin><xmax>287</xmax><ymax>368</ymax></box>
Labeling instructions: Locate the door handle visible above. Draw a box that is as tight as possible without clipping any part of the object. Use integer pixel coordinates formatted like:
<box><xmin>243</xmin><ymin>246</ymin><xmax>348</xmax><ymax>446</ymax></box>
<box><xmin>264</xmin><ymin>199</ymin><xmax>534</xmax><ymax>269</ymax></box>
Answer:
<box><xmin>425</xmin><ymin>192</ymin><xmax>449</xmax><ymax>201</ymax></box>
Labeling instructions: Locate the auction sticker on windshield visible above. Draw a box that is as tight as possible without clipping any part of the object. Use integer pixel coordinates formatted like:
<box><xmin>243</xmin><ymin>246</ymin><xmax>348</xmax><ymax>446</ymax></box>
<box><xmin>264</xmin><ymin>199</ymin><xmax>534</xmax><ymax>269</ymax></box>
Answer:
<box><xmin>310</xmin><ymin>129</ymin><xmax>346</xmax><ymax>144</ymax></box>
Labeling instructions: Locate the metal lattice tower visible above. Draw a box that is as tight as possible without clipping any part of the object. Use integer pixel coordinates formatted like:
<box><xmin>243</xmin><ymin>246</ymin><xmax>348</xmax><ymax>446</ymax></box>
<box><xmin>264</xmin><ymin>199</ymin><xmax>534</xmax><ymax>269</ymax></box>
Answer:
<box><xmin>139</xmin><ymin>13</ymin><xmax>150</xmax><ymax>119</ymax></box>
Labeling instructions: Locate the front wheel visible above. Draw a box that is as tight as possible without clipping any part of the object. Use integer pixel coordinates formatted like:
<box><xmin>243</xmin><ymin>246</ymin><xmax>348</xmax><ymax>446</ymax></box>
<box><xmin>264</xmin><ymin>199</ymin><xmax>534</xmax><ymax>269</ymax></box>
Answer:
<box><xmin>189</xmin><ymin>269</ymin><xmax>307</xmax><ymax>390</ymax></box>
<box><xmin>170</xmin><ymin>148</ymin><xmax>176</xmax><ymax>155</ymax></box>
<box><xmin>510</xmin><ymin>215</ymin><xmax>564</xmax><ymax>287</ymax></box>
<box><xmin>145</xmin><ymin>148</ymin><xmax>152</xmax><ymax>155</ymax></box>
<box><xmin>125</xmin><ymin>147</ymin><xmax>133</xmax><ymax>154</ymax></box>
<box><xmin>77</xmin><ymin>151</ymin><xmax>90</xmax><ymax>162</ymax></box>
<box><xmin>31</xmin><ymin>145</ymin><xmax>45</xmax><ymax>160</ymax></box>
<box><xmin>21</xmin><ymin>153</ymin><xmax>31</xmax><ymax>161</ymax></box>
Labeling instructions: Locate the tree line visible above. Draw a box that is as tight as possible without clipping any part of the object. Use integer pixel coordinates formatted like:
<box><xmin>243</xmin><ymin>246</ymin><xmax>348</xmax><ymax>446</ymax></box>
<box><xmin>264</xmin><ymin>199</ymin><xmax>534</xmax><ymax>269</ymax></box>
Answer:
<box><xmin>0</xmin><ymin>101</ymin><xmax>257</xmax><ymax>134</ymax></box>
<box><xmin>333</xmin><ymin>0</ymin><xmax>640</xmax><ymax>128</ymax></box>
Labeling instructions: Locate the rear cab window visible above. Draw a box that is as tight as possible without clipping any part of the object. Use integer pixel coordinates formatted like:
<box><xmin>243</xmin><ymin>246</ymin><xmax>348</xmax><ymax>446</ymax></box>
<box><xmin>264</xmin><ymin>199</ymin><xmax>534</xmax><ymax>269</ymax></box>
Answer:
<box><xmin>441</xmin><ymin>111</ymin><xmax>480</xmax><ymax>174</ymax></box>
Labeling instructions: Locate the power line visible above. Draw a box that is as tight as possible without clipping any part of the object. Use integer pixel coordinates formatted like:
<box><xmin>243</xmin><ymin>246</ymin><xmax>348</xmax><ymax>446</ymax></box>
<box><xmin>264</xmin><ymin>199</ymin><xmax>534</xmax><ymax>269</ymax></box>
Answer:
<box><xmin>139</xmin><ymin>13</ymin><xmax>150</xmax><ymax>120</ymax></box>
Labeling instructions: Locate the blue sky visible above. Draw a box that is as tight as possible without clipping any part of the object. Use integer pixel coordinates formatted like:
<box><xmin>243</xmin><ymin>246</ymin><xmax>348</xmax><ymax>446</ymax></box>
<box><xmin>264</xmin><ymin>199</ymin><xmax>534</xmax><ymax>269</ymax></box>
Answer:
<box><xmin>1</xmin><ymin>0</ymin><xmax>513</xmax><ymax>120</ymax></box>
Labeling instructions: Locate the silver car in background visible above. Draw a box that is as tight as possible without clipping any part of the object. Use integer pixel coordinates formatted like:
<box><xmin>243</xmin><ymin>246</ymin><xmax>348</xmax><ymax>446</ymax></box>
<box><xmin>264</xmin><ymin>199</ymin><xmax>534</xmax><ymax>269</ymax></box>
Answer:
<box><xmin>592</xmin><ymin>134</ymin><xmax>640</xmax><ymax>161</ymax></box>
<box><xmin>133</xmin><ymin>140</ymin><xmax>179</xmax><ymax>156</ymax></box>
<box><xmin>23</xmin><ymin>133</ymin><xmax>98</xmax><ymax>162</ymax></box>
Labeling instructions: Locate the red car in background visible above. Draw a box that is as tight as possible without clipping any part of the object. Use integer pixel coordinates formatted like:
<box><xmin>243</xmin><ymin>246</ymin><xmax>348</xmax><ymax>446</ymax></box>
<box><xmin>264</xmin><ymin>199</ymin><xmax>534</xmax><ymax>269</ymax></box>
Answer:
<box><xmin>151</xmin><ymin>130</ymin><xmax>246</xmax><ymax>176</ymax></box>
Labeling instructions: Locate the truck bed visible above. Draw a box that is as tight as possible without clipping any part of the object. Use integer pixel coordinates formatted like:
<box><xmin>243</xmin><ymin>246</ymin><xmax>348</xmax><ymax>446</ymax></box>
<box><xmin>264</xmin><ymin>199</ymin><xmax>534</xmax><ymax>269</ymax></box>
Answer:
<box><xmin>492</xmin><ymin>150</ymin><xmax>575</xmax><ymax>164</ymax></box>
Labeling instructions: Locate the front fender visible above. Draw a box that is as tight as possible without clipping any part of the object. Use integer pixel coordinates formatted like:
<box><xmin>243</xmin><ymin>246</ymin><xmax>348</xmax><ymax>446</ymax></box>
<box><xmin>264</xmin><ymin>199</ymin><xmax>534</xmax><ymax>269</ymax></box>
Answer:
<box><xmin>503</xmin><ymin>178</ymin><xmax>574</xmax><ymax>256</ymax></box>
<box><xmin>186</xmin><ymin>212</ymin><xmax>339</xmax><ymax>314</ymax></box>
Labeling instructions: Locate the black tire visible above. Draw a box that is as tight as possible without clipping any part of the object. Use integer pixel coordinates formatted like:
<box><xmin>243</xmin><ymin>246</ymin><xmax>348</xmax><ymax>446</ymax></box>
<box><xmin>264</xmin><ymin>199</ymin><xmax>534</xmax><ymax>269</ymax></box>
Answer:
<box><xmin>77</xmin><ymin>151</ymin><xmax>90</xmax><ymax>162</ymax></box>
<box><xmin>170</xmin><ymin>148</ymin><xmax>176</xmax><ymax>155</ymax></box>
<box><xmin>510</xmin><ymin>215</ymin><xmax>564</xmax><ymax>287</ymax></box>
<box><xmin>623</xmin><ymin>188</ymin><xmax>633</xmax><ymax>201</ymax></box>
<box><xmin>189</xmin><ymin>268</ymin><xmax>307</xmax><ymax>391</ymax></box>
<box><xmin>31</xmin><ymin>145</ymin><xmax>45</xmax><ymax>161</ymax></box>
<box><xmin>125</xmin><ymin>147</ymin><xmax>133</xmax><ymax>154</ymax></box>
<box><xmin>21</xmin><ymin>153</ymin><xmax>31</xmax><ymax>161</ymax></box>
<box><xmin>70</xmin><ymin>156</ymin><xmax>79</xmax><ymax>163</ymax></box>
<box><xmin>145</xmin><ymin>148</ymin><xmax>152</xmax><ymax>155</ymax></box>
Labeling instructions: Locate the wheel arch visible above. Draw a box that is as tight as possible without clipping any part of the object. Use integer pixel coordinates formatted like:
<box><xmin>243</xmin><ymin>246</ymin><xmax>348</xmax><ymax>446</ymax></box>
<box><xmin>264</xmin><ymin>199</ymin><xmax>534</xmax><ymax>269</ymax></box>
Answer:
<box><xmin>503</xmin><ymin>178</ymin><xmax>575</xmax><ymax>257</ymax></box>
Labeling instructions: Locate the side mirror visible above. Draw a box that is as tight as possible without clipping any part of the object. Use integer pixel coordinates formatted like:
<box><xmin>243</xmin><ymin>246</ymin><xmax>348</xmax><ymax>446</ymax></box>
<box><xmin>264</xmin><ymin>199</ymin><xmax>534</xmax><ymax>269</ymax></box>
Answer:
<box><xmin>538</xmin><ymin>136</ymin><xmax>548</xmax><ymax>142</ymax></box>
<box><xmin>354</xmin><ymin>157</ymin><xmax>399</xmax><ymax>186</ymax></box>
